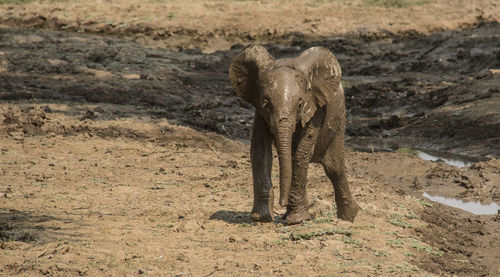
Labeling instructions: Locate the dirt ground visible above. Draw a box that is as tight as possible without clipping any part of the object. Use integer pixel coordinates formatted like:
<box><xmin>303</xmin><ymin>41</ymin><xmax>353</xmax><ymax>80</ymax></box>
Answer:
<box><xmin>1</xmin><ymin>103</ymin><xmax>499</xmax><ymax>276</ymax></box>
<box><xmin>1</xmin><ymin>0</ymin><xmax>500</xmax><ymax>276</ymax></box>
<box><xmin>0</xmin><ymin>0</ymin><xmax>499</xmax><ymax>52</ymax></box>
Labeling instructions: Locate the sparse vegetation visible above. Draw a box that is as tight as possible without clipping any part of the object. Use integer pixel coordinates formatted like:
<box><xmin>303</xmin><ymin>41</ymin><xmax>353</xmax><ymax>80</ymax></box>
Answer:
<box><xmin>367</xmin><ymin>246</ymin><xmax>389</xmax><ymax>257</ymax></box>
<box><xmin>288</xmin><ymin>227</ymin><xmax>355</xmax><ymax>241</ymax></box>
<box><xmin>0</xmin><ymin>0</ymin><xmax>34</xmax><ymax>4</ymax></box>
<box><xmin>387</xmin><ymin>213</ymin><xmax>413</xmax><ymax>228</ymax></box>
<box><xmin>408</xmin><ymin>238</ymin><xmax>443</xmax><ymax>256</ymax></box>
<box><xmin>362</xmin><ymin>0</ymin><xmax>428</xmax><ymax>8</ymax></box>
<box><xmin>406</xmin><ymin>195</ymin><xmax>434</xmax><ymax>208</ymax></box>
<box><xmin>341</xmin><ymin>236</ymin><xmax>363</xmax><ymax>245</ymax></box>
<box><xmin>387</xmin><ymin>238</ymin><xmax>404</xmax><ymax>248</ymax></box>
<box><xmin>310</xmin><ymin>212</ymin><xmax>336</xmax><ymax>224</ymax></box>
<box><xmin>353</xmin><ymin>224</ymin><xmax>376</xmax><ymax>230</ymax></box>
<box><xmin>388</xmin><ymin>262</ymin><xmax>420</xmax><ymax>273</ymax></box>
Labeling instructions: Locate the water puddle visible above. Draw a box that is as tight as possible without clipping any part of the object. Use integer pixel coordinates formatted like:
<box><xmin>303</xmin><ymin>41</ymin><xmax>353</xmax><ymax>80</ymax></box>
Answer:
<box><xmin>347</xmin><ymin>136</ymin><xmax>482</xmax><ymax>168</ymax></box>
<box><xmin>398</xmin><ymin>148</ymin><xmax>473</xmax><ymax>168</ymax></box>
<box><xmin>423</xmin><ymin>192</ymin><xmax>500</xmax><ymax>215</ymax></box>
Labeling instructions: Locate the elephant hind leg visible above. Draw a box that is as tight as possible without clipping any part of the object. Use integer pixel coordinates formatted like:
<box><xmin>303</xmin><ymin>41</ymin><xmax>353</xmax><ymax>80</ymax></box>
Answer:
<box><xmin>321</xmin><ymin>136</ymin><xmax>360</xmax><ymax>222</ymax></box>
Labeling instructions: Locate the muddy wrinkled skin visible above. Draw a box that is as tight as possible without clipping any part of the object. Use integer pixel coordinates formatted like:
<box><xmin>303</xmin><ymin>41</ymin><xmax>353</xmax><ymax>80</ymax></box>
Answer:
<box><xmin>229</xmin><ymin>45</ymin><xmax>360</xmax><ymax>225</ymax></box>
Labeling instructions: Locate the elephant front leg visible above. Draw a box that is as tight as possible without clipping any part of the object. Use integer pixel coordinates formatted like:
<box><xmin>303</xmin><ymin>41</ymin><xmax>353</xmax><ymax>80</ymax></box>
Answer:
<box><xmin>284</xmin><ymin>159</ymin><xmax>311</xmax><ymax>225</ymax></box>
<box><xmin>250</xmin><ymin>113</ymin><xmax>274</xmax><ymax>222</ymax></box>
<box><xmin>284</xmin><ymin>125</ymin><xmax>319</xmax><ymax>225</ymax></box>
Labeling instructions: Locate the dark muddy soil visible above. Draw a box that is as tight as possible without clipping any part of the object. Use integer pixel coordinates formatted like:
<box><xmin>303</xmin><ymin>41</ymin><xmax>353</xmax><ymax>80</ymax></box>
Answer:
<box><xmin>1</xmin><ymin>22</ymin><xmax>499</xmax><ymax>157</ymax></box>
<box><xmin>0</xmin><ymin>27</ymin><xmax>249</xmax><ymax>138</ymax></box>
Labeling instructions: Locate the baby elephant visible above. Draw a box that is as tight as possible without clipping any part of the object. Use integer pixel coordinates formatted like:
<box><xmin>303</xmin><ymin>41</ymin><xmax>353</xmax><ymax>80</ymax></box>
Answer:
<box><xmin>229</xmin><ymin>45</ymin><xmax>360</xmax><ymax>225</ymax></box>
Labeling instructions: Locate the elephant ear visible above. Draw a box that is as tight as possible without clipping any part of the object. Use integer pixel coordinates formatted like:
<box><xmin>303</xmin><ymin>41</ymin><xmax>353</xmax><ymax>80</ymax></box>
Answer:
<box><xmin>294</xmin><ymin>47</ymin><xmax>342</xmax><ymax>122</ymax></box>
<box><xmin>229</xmin><ymin>45</ymin><xmax>275</xmax><ymax>105</ymax></box>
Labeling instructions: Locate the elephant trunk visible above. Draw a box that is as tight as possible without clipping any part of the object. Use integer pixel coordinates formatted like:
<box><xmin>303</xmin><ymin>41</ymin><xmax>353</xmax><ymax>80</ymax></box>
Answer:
<box><xmin>275</xmin><ymin>119</ymin><xmax>294</xmax><ymax>207</ymax></box>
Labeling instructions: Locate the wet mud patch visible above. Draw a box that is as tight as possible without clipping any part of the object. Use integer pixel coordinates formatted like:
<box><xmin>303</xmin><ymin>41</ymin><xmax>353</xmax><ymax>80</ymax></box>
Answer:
<box><xmin>2</xmin><ymin>23</ymin><xmax>499</xmax><ymax>157</ymax></box>
<box><xmin>346</xmin><ymin>149</ymin><xmax>499</xmax><ymax>212</ymax></box>
<box><xmin>0</xmin><ymin>27</ymin><xmax>251</xmax><ymax>139</ymax></box>
<box><xmin>264</xmin><ymin>21</ymin><xmax>500</xmax><ymax>157</ymax></box>
<box><xmin>419</xmin><ymin>159</ymin><xmax>500</xmax><ymax>202</ymax></box>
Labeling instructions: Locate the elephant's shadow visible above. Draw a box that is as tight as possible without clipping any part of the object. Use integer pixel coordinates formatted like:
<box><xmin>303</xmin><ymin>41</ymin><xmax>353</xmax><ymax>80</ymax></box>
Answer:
<box><xmin>209</xmin><ymin>210</ymin><xmax>255</xmax><ymax>225</ymax></box>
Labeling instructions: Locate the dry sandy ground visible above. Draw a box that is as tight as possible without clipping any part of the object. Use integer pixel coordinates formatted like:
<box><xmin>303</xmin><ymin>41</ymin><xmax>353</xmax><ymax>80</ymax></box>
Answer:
<box><xmin>0</xmin><ymin>104</ymin><xmax>498</xmax><ymax>276</ymax></box>
<box><xmin>1</xmin><ymin>0</ymin><xmax>500</xmax><ymax>52</ymax></box>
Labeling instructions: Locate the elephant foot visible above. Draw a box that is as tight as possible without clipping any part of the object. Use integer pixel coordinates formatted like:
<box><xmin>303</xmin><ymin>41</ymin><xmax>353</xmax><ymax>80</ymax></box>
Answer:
<box><xmin>336</xmin><ymin>199</ymin><xmax>360</xmax><ymax>223</ymax></box>
<box><xmin>284</xmin><ymin>209</ymin><xmax>311</xmax><ymax>225</ymax></box>
<box><xmin>250</xmin><ymin>205</ymin><xmax>274</xmax><ymax>222</ymax></box>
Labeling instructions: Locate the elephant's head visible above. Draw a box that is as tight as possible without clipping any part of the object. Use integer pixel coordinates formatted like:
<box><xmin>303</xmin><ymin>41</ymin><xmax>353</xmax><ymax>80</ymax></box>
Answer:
<box><xmin>229</xmin><ymin>45</ymin><xmax>342</xmax><ymax>207</ymax></box>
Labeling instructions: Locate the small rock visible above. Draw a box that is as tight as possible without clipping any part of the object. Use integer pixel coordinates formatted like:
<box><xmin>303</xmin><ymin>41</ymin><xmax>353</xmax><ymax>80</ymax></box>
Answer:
<box><xmin>251</xmin><ymin>264</ymin><xmax>262</xmax><ymax>272</ymax></box>
<box><xmin>176</xmin><ymin>253</ymin><xmax>190</xmax><ymax>263</ymax></box>
<box><xmin>122</xmin><ymin>74</ymin><xmax>141</xmax><ymax>80</ymax></box>
<box><xmin>79</xmin><ymin>67</ymin><xmax>115</xmax><ymax>79</ymax></box>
